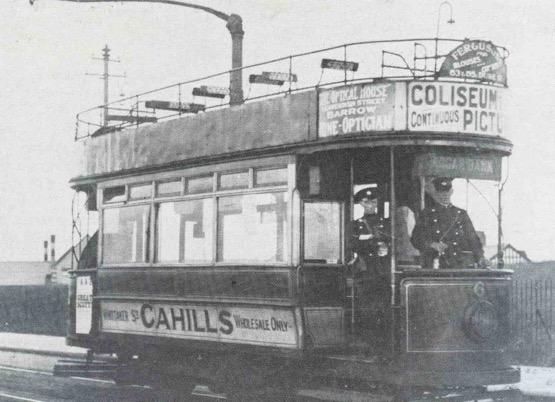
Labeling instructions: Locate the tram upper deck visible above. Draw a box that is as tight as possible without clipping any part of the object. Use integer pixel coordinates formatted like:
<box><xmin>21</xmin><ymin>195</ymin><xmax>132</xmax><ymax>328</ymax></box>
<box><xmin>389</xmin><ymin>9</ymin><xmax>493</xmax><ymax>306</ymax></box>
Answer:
<box><xmin>71</xmin><ymin>38</ymin><xmax>510</xmax><ymax>187</ymax></box>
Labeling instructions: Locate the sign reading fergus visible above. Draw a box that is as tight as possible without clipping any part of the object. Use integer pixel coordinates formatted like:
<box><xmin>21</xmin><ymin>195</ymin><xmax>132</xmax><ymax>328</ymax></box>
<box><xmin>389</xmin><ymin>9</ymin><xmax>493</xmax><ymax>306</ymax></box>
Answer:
<box><xmin>100</xmin><ymin>301</ymin><xmax>299</xmax><ymax>348</ymax></box>
<box><xmin>439</xmin><ymin>40</ymin><xmax>507</xmax><ymax>86</ymax></box>
<box><xmin>408</xmin><ymin>82</ymin><xmax>504</xmax><ymax>135</ymax></box>
<box><xmin>318</xmin><ymin>82</ymin><xmax>396</xmax><ymax>137</ymax></box>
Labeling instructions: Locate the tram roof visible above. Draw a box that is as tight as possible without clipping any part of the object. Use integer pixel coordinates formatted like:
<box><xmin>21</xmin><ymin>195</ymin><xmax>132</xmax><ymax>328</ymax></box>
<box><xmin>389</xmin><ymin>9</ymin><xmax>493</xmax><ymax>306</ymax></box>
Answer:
<box><xmin>70</xmin><ymin>38</ymin><xmax>511</xmax><ymax>188</ymax></box>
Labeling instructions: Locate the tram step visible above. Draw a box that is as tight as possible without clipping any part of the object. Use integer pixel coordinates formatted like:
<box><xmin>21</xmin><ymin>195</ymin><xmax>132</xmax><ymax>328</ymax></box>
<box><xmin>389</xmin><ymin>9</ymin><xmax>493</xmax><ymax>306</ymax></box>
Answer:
<box><xmin>53</xmin><ymin>358</ymin><xmax>117</xmax><ymax>378</ymax></box>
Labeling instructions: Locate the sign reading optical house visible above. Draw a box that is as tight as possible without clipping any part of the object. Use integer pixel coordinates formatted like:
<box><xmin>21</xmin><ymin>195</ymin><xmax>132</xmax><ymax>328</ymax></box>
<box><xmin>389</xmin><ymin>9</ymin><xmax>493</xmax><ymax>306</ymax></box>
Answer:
<box><xmin>318</xmin><ymin>82</ymin><xmax>398</xmax><ymax>137</ymax></box>
<box><xmin>408</xmin><ymin>82</ymin><xmax>505</xmax><ymax>135</ymax></box>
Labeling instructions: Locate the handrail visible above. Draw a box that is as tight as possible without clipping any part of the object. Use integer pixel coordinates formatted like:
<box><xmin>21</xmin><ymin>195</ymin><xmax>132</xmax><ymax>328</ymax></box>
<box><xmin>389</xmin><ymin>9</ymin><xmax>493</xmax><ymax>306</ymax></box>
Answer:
<box><xmin>75</xmin><ymin>38</ymin><xmax>509</xmax><ymax>140</ymax></box>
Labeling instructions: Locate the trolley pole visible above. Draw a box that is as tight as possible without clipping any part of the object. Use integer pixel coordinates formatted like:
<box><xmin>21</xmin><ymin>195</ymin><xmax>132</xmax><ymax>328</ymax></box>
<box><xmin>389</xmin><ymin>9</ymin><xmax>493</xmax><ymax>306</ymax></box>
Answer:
<box><xmin>41</xmin><ymin>0</ymin><xmax>244</xmax><ymax>105</ymax></box>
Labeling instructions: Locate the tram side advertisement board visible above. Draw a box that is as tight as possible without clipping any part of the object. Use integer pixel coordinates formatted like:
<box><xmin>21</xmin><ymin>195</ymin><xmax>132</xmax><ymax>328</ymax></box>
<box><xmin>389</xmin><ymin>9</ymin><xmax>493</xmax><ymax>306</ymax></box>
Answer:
<box><xmin>100</xmin><ymin>301</ymin><xmax>300</xmax><ymax>348</ymax></box>
<box><xmin>408</xmin><ymin>82</ymin><xmax>505</xmax><ymax>135</ymax></box>
<box><xmin>318</xmin><ymin>82</ymin><xmax>401</xmax><ymax>137</ymax></box>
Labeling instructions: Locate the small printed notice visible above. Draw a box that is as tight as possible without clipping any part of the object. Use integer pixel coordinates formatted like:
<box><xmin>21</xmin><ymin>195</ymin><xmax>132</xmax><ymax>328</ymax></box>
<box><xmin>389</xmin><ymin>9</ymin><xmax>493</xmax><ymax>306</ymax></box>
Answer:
<box><xmin>100</xmin><ymin>301</ymin><xmax>299</xmax><ymax>348</ymax></box>
<box><xmin>318</xmin><ymin>82</ymin><xmax>396</xmax><ymax>137</ymax></box>
<box><xmin>76</xmin><ymin>276</ymin><xmax>93</xmax><ymax>334</ymax></box>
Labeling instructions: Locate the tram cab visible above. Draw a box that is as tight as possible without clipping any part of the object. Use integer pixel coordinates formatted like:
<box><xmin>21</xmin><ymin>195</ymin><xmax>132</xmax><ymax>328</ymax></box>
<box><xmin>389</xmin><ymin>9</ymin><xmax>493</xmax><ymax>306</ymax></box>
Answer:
<box><xmin>64</xmin><ymin>38</ymin><xmax>520</xmax><ymax>400</ymax></box>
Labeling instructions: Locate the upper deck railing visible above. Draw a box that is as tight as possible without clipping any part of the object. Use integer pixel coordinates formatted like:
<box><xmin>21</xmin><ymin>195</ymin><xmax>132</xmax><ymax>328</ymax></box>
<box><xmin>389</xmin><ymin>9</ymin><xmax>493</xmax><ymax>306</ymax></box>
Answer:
<box><xmin>74</xmin><ymin>38</ymin><xmax>508</xmax><ymax>140</ymax></box>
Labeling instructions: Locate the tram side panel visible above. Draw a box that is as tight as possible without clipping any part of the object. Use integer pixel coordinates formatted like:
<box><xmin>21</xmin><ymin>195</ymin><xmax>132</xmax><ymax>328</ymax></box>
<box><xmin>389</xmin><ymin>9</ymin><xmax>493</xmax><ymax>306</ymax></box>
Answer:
<box><xmin>396</xmin><ymin>272</ymin><xmax>518</xmax><ymax>387</ymax></box>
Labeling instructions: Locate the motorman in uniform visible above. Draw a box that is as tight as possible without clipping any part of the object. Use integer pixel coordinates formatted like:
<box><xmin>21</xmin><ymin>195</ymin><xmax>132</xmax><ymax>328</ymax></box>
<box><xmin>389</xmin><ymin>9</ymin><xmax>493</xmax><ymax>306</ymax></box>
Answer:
<box><xmin>410</xmin><ymin>177</ymin><xmax>488</xmax><ymax>269</ymax></box>
<box><xmin>348</xmin><ymin>187</ymin><xmax>390</xmax><ymax>350</ymax></box>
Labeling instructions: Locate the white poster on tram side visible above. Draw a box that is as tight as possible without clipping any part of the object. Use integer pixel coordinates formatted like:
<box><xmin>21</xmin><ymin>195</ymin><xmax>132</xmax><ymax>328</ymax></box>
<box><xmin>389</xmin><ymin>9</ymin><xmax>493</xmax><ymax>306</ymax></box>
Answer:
<box><xmin>408</xmin><ymin>82</ymin><xmax>505</xmax><ymax>135</ymax></box>
<box><xmin>100</xmin><ymin>301</ymin><xmax>299</xmax><ymax>348</ymax></box>
<box><xmin>75</xmin><ymin>276</ymin><xmax>93</xmax><ymax>334</ymax></box>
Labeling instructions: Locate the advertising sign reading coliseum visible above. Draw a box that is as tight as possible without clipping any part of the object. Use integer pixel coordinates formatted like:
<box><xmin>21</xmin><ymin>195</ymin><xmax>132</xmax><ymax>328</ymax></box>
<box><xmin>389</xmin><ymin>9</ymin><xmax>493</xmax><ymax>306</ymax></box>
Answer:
<box><xmin>318</xmin><ymin>82</ymin><xmax>397</xmax><ymax>137</ymax></box>
<box><xmin>408</xmin><ymin>82</ymin><xmax>505</xmax><ymax>135</ymax></box>
<box><xmin>100</xmin><ymin>301</ymin><xmax>299</xmax><ymax>348</ymax></box>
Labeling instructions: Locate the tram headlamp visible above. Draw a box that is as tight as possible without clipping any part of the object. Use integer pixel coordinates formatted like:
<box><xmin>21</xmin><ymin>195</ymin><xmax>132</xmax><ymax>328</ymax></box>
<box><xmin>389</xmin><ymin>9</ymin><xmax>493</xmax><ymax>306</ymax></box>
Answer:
<box><xmin>463</xmin><ymin>300</ymin><xmax>500</xmax><ymax>344</ymax></box>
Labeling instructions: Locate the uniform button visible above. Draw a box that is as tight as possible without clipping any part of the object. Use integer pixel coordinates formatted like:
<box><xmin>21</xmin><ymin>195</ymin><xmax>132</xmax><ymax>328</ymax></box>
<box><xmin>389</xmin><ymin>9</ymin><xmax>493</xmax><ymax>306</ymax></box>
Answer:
<box><xmin>454</xmin><ymin>252</ymin><xmax>457</xmax><ymax>255</ymax></box>
<box><xmin>434</xmin><ymin>219</ymin><xmax>438</xmax><ymax>222</ymax></box>
<box><xmin>453</xmin><ymin>242</ymin><xmax>457</xmax><ymax>245</ymax></box>
<box><xmin>436</xmin><ymin>230</ymin><xmax>440</xmax><ymax>233</ymax></box>
<box><xmin>432</xmin><ymin>209</ymin><xmax>436</xmax><ymax>212</ymax></box>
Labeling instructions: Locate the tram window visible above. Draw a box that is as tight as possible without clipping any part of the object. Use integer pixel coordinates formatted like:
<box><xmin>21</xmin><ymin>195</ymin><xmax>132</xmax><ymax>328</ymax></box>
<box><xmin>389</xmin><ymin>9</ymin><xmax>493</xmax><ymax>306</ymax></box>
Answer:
<box><xmin>157</xmin><ymin>199</ymin><xmax>213</xmax><ymax>263</ymax></box>
<box><xmin>156</xmin><ymin>180</ymin><xmax>183</xmax><ymax>197</ymax></box>
<box><xmin>129</xmin><ymin>184</ymin><xmax>152</xmax><ymax>200</ymax></box>
<box><xmin>102</xmin><ymin>205</ymin><xmax>150</xmax><ymax>264</ymax></box>
<box><xmin>217</xmin><ymin>192</ymin><xmax>288</xmax><ymax>263</ymax></box>
<box><xmin>218</xmin><ymin>171</ymin><xmax>249</xmax><ymax>190</ymax></box>
<box><xmin>303</xmin><ymin>202</ymin><xmax>342</xmax><ymax>264</ymax></box>
<box><xmin>186</xmin><ymin>175</ymin><xmax>213</xmax><ymax>194</ymax></box>
<box><xmin>254</xmin><ymin>167</ymin><xmax>287</xmax><ymax>187</ymax></box>
<box><xmin>103</xmin><ymin>186</ymin><xmax>126</xmax><ymax>203</ymax></box>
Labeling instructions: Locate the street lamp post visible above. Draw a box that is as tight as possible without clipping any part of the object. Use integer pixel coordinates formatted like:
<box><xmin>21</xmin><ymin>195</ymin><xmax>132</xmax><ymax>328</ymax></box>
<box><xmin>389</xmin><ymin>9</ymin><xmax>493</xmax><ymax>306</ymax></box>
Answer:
<box><xmin>434</xmin><ymin>1</ymin><xmax>455</xmax><ymax>72</ymax></box>
<box><xmin>33</xmin><ymin>0</ymin><xmax>244</xmax><ymax>104</ymax></box>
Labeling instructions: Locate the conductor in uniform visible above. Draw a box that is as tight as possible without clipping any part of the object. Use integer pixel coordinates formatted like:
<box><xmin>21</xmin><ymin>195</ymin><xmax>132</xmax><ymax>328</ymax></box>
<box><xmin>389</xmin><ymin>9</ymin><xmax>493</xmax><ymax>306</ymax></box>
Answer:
<box><xmin>348</xmin><ymin>187</ymin><xmax>390</xmax><ymax>347</ymax></box>
<box><xmin>410</xmin><ymin>177</ymin><xmax>488</xmax><ymax>269</ymax></box>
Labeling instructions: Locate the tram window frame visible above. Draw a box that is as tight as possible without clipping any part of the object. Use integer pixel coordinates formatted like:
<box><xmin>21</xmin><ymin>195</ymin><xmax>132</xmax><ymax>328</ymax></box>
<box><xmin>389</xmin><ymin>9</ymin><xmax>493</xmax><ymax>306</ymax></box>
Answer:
<box><xmin>186</xmin><ymin>175</ymin><xmax>214</xmax><ymax>195</ymax></box>
<box><xmin>156</xmin><ymin>179</ymin><xmax>184</xmax><ymax>197</ymax></box>
<box><xmin>101</xmin><ymin>204</ymin><xmax>151</xmax><ymax>264</ymax></box>
<box><xmin>103</xmin><ymin>185</ymin><xmax>127</xmax><ymax>204</ymax></box>
<box><xmin>129</xmin><ymin>183</ymin><xmax>153</xmax><ymax>200</ymax></box>
<box><xmin>216</xmin><ymin>191</ymin><xmax>289</xmax><ymax>264</ymax></box>
<box><xmin>99</xmin><ymin>161</ymin><xmax>293</xmax><ymax>267</ymax></box>
<box><xmin>156</xmin><ymin>197</ymin><xmax>214</xmax><ymax>264</ymax></box>
<box><xmin>302</xmin><ymin>201</ymin><xmax>344</xmax><ymax>265</ymax></box>
<box><xmin>218</xmin><ymin>170</ymin><xmax>249</xmax><ymax>191</ymax></box>
<box><xmin>254</xmin><ymin>167</ymin><xmax>288</xmax><ymax>188</ymax></box>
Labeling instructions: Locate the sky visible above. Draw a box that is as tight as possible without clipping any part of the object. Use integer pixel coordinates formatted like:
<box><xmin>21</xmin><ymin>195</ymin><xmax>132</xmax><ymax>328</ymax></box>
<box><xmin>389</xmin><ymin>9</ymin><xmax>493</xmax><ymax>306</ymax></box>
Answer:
<box><xmin>0</xmin><ymin>0</ymin><xmax>553</xmax><ymax>262</ymax></box>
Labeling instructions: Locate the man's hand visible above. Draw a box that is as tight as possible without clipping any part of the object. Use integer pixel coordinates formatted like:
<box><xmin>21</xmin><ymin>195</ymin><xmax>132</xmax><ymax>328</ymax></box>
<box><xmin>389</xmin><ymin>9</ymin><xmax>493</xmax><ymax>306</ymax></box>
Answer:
<box><xmin>377</xmin><ymin>242</ymin><xmax>388</xmax><ymax>257</ymax></box>
<box><xmin>429</xmin><ymin>241</ymin><xmax>448</xmax><ymax>254</ymax></box>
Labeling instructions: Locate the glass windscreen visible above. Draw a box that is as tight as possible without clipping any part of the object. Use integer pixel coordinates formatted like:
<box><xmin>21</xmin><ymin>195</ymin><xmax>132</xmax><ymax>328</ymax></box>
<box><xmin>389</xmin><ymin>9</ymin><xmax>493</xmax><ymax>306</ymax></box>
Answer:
<box><xmin>304</xmin><ymin>202</ymin><xmax>342</xmax><ymax>264</ymax></box>
<box><xmin>102</xmin><ymin>205</ymin><xmax>150</xmax><ymax>263</ymax></box>
<box><xmin>157</xmin><ymin>198</ymin><xmax>213</xmax><ymax>263</ymax></box>
<box><xmin>217</xmin><ymin>192</ymin><xmax>288</xmax><ymax>262</ymax></box>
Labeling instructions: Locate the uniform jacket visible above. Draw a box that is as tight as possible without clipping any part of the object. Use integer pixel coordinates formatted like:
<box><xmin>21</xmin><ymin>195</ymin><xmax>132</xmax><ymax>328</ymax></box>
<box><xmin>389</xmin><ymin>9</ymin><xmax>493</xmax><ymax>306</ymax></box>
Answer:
<box><xmin>410</xmin><ymin>204</ymin><xmax>484</xmax><ymax>269</ymax></box>
<box><xmin>348</xmin><ymin>214</ymin><xmax>389</xmax><ymax>257</ymax></box>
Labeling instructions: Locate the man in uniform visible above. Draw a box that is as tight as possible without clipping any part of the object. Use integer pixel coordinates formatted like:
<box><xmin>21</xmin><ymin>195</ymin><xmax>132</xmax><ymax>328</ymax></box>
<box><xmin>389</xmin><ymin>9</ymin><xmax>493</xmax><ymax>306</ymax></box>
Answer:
<box><xmin>410</xmin><ymin>177</ymin><xmax>488</xmax><ymax>269</ymax></box>
<box><xmin>348</xmin><ymin>187</ymin><xmax>390</xmax><ymax>349</ymax></box>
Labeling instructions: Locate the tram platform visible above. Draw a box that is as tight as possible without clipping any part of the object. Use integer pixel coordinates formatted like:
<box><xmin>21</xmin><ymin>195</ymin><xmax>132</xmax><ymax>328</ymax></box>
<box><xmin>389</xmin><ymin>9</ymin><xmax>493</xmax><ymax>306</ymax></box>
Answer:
<box><xmin>0</xmin><ymin>332</ymin><xmax>552</xmax><ymax>398</ymax></box>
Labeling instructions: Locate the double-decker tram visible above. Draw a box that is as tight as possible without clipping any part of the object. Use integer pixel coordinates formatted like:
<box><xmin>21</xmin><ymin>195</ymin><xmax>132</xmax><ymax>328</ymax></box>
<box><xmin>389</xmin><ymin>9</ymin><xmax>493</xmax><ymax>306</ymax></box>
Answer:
<box><xmin>64</xmin><ymin>37</ymin><xmax>521</xmax><ymax>400</ymax></box>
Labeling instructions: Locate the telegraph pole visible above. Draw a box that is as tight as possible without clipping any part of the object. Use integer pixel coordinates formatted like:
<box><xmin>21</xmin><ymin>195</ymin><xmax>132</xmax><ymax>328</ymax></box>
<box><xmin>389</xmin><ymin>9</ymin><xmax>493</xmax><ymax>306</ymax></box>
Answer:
<box><xmin>31</xmin><ymin>0</ymin><xmax>244</xmax><ymax>105</ymax></box>
<box><xmin>86</xmin><ymin>45</ymin><xmax>125</xmax><ymax>126</ymax></box>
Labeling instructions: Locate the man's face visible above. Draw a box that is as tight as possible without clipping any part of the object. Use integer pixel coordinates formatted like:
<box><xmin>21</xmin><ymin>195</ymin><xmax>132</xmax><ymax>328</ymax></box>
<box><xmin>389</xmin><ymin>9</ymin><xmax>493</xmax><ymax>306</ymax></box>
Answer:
<box><xmin>433</xmin><ymin>188</ymin><xmax>453</xmax><ymax>206</ymax></box>
<box><xmin>360</xmin><ymin>198</ymin><xmax>378</xmax><ymax>214</ymax></box>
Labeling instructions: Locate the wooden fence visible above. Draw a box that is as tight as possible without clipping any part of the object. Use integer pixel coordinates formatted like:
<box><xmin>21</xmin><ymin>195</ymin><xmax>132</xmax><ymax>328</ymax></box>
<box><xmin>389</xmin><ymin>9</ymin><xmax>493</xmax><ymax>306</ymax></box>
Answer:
<box><xmin>508</xmin><ymin>262</ymin><xmax>555</xmax><ymax>366</ymax></box>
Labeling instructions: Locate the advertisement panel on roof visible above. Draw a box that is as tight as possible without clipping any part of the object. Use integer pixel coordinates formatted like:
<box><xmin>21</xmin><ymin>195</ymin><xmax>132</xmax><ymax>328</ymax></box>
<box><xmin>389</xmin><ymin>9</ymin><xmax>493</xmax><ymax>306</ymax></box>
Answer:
<box><xmin>438</xmin><ymin>40</ymin><xmax>507</xmax><ymax>86</ymax></box>
<box><xmin>318</xmin><ymin>82</ymin><xmax>399</xmax><ymax>137</ymax></box>
<box><xmin>408</xmin><ymin>82</ymin><xmax>505</xmax><ymax>136</ymax></box>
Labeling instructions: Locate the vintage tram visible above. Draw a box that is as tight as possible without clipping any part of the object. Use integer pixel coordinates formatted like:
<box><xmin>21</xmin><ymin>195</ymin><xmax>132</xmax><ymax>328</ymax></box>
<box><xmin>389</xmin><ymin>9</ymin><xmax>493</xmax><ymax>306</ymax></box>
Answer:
<box><xmin>64</xmin><ymin>37</ymin><xmax>520</xmax><ymax>400</ymax></box>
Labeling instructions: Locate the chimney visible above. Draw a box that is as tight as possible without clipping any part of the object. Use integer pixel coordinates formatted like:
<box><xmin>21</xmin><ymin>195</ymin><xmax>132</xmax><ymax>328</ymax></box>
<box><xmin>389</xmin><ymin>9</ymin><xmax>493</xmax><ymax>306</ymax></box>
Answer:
<box><xmin>50</xmin><ymin>235</ymin><xmax>56</xmax><ymax>262</ymax></box>
<box><xmin>43</xmin><ymin>240</ymin><xmax>48</xmax><ymax>262</ymax></box>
